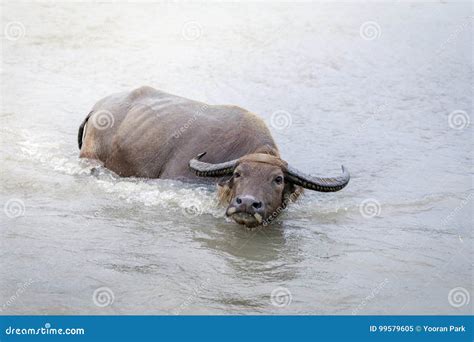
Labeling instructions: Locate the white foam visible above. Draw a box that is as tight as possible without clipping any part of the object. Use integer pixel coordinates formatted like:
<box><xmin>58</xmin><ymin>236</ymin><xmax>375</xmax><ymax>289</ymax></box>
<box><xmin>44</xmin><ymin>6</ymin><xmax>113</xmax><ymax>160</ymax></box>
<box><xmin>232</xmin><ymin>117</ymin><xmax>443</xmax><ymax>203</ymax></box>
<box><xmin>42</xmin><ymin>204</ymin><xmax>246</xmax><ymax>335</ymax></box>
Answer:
<box><xmin>16</xmin><ymin>131</ymin><xmax>223</xmax><ymax>217</ymax></box>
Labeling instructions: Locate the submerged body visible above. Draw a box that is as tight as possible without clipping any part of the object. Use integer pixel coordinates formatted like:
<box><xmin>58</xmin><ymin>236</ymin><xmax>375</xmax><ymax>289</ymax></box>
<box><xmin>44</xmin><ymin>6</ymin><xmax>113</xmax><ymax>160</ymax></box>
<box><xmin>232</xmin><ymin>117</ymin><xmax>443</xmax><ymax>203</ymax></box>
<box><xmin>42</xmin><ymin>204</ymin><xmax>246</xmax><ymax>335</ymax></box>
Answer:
<box><xmin>79</xmin><ymin>86</ymin><xmax>276</xmax><ymax>180</ymax></box>
<box><xmin>79</xmin><ymin>86</ymin><xmax>350</xmax><ymax>226</ymax></box>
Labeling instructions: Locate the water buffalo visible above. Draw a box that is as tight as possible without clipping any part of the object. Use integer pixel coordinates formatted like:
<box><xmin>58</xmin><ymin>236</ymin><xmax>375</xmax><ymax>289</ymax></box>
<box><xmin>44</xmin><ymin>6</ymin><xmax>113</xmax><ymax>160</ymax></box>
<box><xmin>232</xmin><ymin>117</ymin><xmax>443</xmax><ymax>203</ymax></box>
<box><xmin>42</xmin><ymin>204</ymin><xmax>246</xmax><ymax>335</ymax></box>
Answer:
<box><xmin>78</xmin><ymin>86</ymin><xmax>350</xmax><ymax>227</ymax></box>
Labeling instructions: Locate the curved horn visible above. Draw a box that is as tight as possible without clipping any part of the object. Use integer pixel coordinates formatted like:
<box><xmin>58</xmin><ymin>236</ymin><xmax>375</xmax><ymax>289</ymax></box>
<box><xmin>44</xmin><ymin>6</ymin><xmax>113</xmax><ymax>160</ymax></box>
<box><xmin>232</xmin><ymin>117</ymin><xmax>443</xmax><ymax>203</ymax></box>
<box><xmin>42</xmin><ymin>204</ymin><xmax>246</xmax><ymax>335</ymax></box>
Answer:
<box><xmin>189</xmin><ymin>152</ymin><xmax>238</xmax><ymax>177</ymax></box>
<box><xmin>285</xmin><ymin>165</ymin><xmax>350</xmax><ymax>192</ymax></box>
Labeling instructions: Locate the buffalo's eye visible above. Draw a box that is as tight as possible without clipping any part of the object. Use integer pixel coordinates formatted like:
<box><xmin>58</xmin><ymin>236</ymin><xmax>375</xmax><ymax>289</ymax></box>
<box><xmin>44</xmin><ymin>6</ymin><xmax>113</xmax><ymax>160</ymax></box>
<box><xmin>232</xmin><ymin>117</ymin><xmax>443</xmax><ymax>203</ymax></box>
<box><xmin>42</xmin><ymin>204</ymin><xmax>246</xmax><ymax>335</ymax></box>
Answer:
<box><xmin>274</xmin><ymin>176</ymin><xmax>283</xmax><ymax>184</ymax></box>
<box><xmin>234</xmin><ymin>172</ymin><xmax>241</xmax><ymax>178</ymax></box>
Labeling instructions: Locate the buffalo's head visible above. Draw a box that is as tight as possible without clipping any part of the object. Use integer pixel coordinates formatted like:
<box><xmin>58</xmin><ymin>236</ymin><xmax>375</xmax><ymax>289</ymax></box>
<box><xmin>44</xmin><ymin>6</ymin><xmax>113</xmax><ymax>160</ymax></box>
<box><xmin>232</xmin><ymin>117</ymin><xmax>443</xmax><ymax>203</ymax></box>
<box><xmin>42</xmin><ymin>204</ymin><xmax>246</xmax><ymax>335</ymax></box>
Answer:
<box><xmin>189</xmin><ymin>150</ymin><xmax>350</xmax><ymax>228</ymax></box>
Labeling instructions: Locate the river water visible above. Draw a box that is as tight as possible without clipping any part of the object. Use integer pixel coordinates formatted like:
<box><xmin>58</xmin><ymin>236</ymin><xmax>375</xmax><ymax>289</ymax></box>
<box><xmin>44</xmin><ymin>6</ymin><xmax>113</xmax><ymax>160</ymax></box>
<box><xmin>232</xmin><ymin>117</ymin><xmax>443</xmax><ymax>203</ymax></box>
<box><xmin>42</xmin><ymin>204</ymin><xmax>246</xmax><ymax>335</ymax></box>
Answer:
<box><xmin>1</xmin><ymin>1</ymin><xmax>472</xmax><ymax>315</ymax></box>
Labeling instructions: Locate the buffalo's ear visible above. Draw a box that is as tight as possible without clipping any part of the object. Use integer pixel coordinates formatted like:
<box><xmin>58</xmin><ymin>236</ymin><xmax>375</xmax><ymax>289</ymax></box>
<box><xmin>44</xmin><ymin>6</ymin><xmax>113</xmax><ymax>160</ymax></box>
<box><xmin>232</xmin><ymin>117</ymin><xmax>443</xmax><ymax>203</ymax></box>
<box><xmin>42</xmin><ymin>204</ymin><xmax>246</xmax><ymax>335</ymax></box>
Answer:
<box><xmin>217</xmin><ymin>176</ymin><xmax>234</xmax><ymax>205</ymax></box>
<box><xmin>282</xmin><ymin>181</ymin><xmax>303</xmax><ymax>205</ymax></box>
<box><xmin>218</xmin><ymin>176</ymin><xmax>233</xmax><ymax>188</ymax></box>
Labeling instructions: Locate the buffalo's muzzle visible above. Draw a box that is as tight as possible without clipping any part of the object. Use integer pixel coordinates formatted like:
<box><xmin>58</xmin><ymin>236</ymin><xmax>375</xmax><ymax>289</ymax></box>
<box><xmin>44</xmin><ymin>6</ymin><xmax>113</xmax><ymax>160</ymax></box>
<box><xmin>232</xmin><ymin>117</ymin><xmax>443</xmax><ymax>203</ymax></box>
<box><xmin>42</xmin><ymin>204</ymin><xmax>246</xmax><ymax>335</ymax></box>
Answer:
<box><xmin>226</xmin><ymin>195</ymin><xmax>265</xmax><ymax>227</ymax></box>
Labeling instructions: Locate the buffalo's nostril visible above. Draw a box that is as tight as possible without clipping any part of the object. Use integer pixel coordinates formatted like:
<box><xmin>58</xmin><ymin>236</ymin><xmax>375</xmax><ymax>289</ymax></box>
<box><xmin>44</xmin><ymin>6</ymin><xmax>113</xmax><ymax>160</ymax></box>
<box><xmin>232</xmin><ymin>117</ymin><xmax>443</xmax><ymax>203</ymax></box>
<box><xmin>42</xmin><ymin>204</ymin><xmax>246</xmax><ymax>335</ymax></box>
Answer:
<box><xmin>252</xmin><ymin>201</ymin><xmax>262</xmax><ymax>209</ymax></box>
<box><xmin>236</xmin><ymin>197</ymin><xmax>242</xmax><ymax>204</ymax></box>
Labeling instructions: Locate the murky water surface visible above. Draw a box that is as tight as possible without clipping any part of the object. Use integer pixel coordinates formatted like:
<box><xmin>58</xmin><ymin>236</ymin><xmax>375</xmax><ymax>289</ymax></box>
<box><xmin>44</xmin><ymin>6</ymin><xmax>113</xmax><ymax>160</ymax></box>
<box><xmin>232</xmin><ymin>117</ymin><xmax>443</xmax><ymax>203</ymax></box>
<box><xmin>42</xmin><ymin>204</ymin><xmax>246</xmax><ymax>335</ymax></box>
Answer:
<box><xmin>0</xmin><ymin>2</ymin><xmax>472</xmax><ymax>314</ymax></box>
